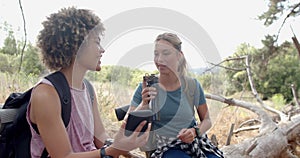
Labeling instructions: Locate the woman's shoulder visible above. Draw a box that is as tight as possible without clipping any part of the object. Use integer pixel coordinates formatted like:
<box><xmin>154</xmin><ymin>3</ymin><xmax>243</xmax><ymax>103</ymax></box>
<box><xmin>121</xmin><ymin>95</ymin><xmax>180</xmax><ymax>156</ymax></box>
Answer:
<box><xmin>30</xmin><ymin>82</ymin><xmax>61</xmax><ymax>123</ymax></box>
<box><xmin>32</xmin><ymin>78</ymin><xmax>56</xmax><ymax>98</ymax></box>
<box><xmin>31</xmin><ymin>83</ymin><xmax>60</xmax><ymax>108</ymax></box>
<box><xmin>31</xmin><ymin>81</ymin><xmax>61</xmax><ymax>107</ymax></box>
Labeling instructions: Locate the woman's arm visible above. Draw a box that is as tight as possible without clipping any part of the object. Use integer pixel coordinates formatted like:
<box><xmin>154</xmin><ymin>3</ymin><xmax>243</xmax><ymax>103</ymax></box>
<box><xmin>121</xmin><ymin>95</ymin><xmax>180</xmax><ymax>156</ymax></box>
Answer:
<box><xmin>31</xmin><ymin>84</ymin><xmax>150</xmax><ymax>158</ymax></box>
<box><xmin>177</xmin><ymin>104</ymin><xmax>212</xmax><ymax>143</ymax></box>
<box><xmin>196</xmin><ymin>103</ymin><xmax>212</xmax><ymax>135</ymax></box>
<box><xmin>194</xmin><ymin>80</ymin><xmax>212</xmax><ymax>135</ymax></box>
<box><xmin>31</xmin><ymin>84</ymin><xmax>101</xmax><ymax>158</ymax></box>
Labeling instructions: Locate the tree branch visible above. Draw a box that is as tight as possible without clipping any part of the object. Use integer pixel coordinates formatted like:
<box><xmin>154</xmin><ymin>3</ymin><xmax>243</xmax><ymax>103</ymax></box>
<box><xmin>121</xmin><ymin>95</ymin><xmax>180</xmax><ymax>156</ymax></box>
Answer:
<box><xmin>244</xmin><ymin>55</ymin><xmax>288</xmax><ymax>121</ymax></box>
<box><xmin>284</xmin><ymin>114</ymin><xmax>300</xmax><ymax>137</ymax></box>
<box><xmin>18</xmin><ymin>0</ymin><xmax>27</xmax><ymax>73</ymax></box>
<box><xmin>208</xmin><ymin>61</ymin><xmax>246</xmax><ymax>71</ymax></box>
<box><xmin>239</xmin><ymin>118</ymin><xmax>261</xmax><ymax>128</ymax></box>
<box><xmin>204</xmin><ymin>56</ymin><xmax>247</xmax><ymax>74</ymax></box>
<box><xmin>291</xmin><ymin>33</ymin><xmax>300</xmax><ymax>59</ymax></box>
<box><xmin>233</xmin><ymin>125</ymin><xmax>260</xmax><ymax>134</ymax></box>
<box><xmin>275</xmin><ymin>2</ymin><xmax>300</xmax><ymax>42</ymax></box>
<box><xmin>291</xmin><ymin>84</ymin><xmax>300</xmax><ymax>106</ymax></box>
<box><xmin>205</xmin><ymin>93</ymin><xmax>277</xmax><ymax>134</ymax></box>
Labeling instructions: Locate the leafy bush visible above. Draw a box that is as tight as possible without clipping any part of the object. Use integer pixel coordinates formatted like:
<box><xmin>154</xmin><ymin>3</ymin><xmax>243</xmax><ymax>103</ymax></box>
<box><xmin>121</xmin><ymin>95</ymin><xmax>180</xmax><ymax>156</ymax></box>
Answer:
<box><xmin>271</xmin><ymin>93</ymin><xmax>286</xmax><ymax>110</ymax></box>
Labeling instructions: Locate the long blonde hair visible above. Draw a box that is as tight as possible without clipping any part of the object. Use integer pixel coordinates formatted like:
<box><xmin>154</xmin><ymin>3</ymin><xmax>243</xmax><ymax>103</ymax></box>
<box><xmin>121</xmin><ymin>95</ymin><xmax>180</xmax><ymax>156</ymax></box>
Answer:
<box><xmin>155</xmin><ymin>32</ymin><xmax>190</xmax><ymax>91</ymax></box>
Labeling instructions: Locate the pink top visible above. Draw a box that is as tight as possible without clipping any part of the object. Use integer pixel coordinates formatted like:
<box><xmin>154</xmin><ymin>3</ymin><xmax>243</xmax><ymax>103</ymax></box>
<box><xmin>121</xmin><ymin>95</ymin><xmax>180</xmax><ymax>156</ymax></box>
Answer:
<box><xmin>26</xmin><ymin>79</ymin><xmax>96</xmax><ymax>157</ymax></box>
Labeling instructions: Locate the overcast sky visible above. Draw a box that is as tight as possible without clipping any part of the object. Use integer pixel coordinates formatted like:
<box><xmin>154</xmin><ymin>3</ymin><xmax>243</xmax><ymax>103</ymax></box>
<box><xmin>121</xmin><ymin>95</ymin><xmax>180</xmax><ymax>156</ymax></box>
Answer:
<box><xmin>1</xmin><ymin>0</ymin><xmax>299</xmax><ymax>70</ymax></box>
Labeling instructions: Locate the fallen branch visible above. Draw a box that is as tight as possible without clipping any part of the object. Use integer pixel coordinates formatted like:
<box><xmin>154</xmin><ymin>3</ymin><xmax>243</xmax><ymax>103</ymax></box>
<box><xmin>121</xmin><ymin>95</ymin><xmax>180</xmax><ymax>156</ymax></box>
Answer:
<box><xmin>205</xmin><ymin>93</ymin><xmax>300</xmax><ymax>157</ymax></box>
<box><xmin>239</xmin><ymin>118</ymin><xmax>261</xmax><ymax>128</ymax></box>
<box><xmin>205</xmin><ymin>93</ymin><xmax>277</xmax><ymax>134</ymax></box>
<box><xmin>233</xmin><ymin>125</ymin><xmax>260</xmax><ymax>134</ymax></box>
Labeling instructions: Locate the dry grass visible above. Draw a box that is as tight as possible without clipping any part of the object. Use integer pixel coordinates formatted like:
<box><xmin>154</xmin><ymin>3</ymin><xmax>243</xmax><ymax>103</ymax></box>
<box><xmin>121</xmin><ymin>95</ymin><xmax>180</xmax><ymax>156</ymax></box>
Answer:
<box><xmin>208</xmin><ymin>107</ymin><xmax>259</xmax><ymax>147</ymax></box>
<box><xmin>1</xmin><ymin>76</ymin><xmax>299</xmax><ymax>157</ymax></box>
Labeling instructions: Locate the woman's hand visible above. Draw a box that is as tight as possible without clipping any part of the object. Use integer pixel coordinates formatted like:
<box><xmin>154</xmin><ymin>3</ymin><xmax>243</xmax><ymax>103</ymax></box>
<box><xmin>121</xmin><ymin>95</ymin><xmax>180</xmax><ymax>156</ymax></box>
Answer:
<box><xmin>137</xmin><ymin>80</ymin><xmax>157</xmax><ymax>110</ymax></box>
<box><xmin>111</xmin><ymin>120</ymin><xmax>151</xmax><ymax>152</ymax></box>
<box><xmin>141</xmin><ymin>86</ymin><xmax>157</xmax><ymax>106</ymax></box>
<box><xmin>177</xmin><ymin>128</ymin><xmax>195</xmax><ymax>144</ymax></box>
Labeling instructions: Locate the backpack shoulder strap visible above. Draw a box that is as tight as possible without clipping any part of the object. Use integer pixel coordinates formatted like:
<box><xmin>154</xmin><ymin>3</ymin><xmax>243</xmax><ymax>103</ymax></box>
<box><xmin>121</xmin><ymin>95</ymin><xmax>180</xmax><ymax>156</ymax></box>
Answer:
<box><xmin>83</xmin><ymin>79</ymin><xmax>94</xmax><ymax>106</ymax></box>
<box><xmin>45</xmin><ymin>71</ymin><xmax>71</xmax><ymax>127</ymax></box>
<box><xmin>185</xmin><ymin>77</ymin><xmax>200</xmax><ymax>110</ymax></box>
<box><xmin>38</xmin><ymin>71</ymin><xmax>71</xmax><ymax>158</ymax></box>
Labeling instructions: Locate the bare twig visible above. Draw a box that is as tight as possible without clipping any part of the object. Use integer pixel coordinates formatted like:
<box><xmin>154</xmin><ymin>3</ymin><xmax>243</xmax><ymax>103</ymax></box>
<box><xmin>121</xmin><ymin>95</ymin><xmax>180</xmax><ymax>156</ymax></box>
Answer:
<box><xmin>291</xmin><ymin>84</ymin><xmax>300</xmax><ymax>106</ymax></box>
<box><xmin>291</xmin><ymin>34</ymin><xmax>300</xmax><ymax>59</ymax></box>
<box><xmin>225</xmin><ymin>123</ymin><xmax>235</xmax><ymax>145</ymax></box>
<box><xmin>239</xmin><ymin>119</ymin><xmax>261</xmax><ymax>128</ymax></box>
<box><xmin>18</xmin><ymin>0</ymin><xmax>27</xmax><ymax>73</ymax></box>
<box><xmin>244</xmin><ymin>55</ymin><xmax>288</xmax><ymax>121</ymax></box>
<box><xmin>275</xmin><ymin>2</ymin><xmax>300</xmax><ymax>42</ymax></box>
<box><xmin>203</xmin><ymin>56</ymin><xmax>247</xmax><ymax>74</ymax></box>
<box><xmin>245</xmin><ymin>140</ymin><xmax>257</xmax><ymax>155</ymax></box>
<box><xmin>208</xmin><ymin>62</ymin><xmax>246</xmax><ymax>71</ymax></box>
<box><xmin>202</xmin><ymin>60</ymin><xmax>227</xmax><ymax>74</ymax></box>
<box><xmin>233</xmin><ymin>125</ymin><xmax>260</xmax><ymax>134</ymax></box>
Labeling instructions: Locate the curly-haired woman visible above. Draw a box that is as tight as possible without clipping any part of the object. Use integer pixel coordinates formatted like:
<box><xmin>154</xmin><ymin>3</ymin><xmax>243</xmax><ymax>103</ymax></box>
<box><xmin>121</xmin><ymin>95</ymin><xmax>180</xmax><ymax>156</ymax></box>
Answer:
<box><xmin>26</xmin><ymin>7</ymin><xmax>150</xmax><ymax>158</ymax></box>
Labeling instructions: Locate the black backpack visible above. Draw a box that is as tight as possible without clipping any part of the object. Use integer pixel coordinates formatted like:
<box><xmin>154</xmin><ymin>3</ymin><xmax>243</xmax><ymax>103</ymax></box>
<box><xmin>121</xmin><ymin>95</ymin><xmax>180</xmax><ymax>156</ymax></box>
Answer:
<box><xmin>0</xmin><ymin>71</ymin><xmax>94</xmax><ymax>158</ymax></box>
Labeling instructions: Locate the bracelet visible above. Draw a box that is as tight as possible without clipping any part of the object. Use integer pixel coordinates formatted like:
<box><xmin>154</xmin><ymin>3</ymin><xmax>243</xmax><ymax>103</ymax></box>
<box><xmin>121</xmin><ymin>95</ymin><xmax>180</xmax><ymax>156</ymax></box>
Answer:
<box><xmin>193</xmin><ymin>125</ymin><xmax>201</xmax><ymax>137</ymax></box>
<box><xmin>104</xmin><ymin>138</ymin><xmax>114</xmax><ymax>146</ymax></box>
<box><xmin>100</xmin><ymin>147</ymin><xmax>113</xmax><ymax>158</ymax></box>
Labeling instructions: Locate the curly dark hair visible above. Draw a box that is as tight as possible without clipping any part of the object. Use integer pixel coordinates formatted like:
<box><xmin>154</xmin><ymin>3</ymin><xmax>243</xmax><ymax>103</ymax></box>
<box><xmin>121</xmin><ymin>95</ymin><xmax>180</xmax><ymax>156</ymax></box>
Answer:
<box><xmin>37</xmin><ymin>6</ymin><xmax>105</xmax><ymax>71</ymax></box>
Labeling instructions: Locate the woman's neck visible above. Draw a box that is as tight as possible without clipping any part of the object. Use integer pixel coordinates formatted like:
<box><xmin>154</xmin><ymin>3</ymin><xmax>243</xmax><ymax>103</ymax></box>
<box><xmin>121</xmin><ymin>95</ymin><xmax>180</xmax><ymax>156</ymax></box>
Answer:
<box><xmin>159</xmin><ymin>73</ymin><xmax>181</xmax><ymax>91</ymax></box>
<box><xmin>60</xmin><ymin>64</ymin><xmax>87</xmax><ymax>90</ymax></box>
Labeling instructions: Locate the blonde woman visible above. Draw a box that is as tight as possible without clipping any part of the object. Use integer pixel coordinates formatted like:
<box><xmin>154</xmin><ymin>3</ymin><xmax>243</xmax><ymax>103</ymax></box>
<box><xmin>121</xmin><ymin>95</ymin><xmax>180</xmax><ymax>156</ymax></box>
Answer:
<box><xmin>129</xmin><ymin>33</ymin><xmax>223</xmax><ymax>158</ymax></box>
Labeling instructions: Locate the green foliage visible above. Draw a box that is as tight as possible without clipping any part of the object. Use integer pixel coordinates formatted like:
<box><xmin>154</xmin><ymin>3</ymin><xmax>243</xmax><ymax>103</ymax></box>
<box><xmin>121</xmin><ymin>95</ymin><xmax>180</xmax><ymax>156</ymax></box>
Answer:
<box><xmin>224</xmin><ymin>38</ymin><xmax>300</xmax><ymax>102</ymax></box>
<box><xmin>0</xmin><ymin>53</ymin><xmax>13</xmax><ymax>73</ymax></box>
<box><xmin>258</xmin><ymin>0</ymin><xmax>300</xmax><ymax>26</ymax></box>
<box><xmin>0</xmin><ymin>24</ymin><xmax>46</xmax><ymax>76</ymax></box>
<box><xmin>109</xmin><ymin>65</ymin><xmax>153</xmax><ymax>88</ymax></box>
<box><xmin>223</xmin><ymin>43</ymin><xmax>257</xmax><ymax>96</ymax></box>
<box><xmin>196</xmin><ymin>73</ymin><xmax>211</xmax><ymax>90</ymax></box>
<box><xmin>271</xmin><ymin>93</ymin><xmax>286</xmax><ymax>110</ymax></box>
<box><xmin>0</xmin><ymin>22</ymin><xmax>18</xmax><ymax>55</ymax></box>
<box><xmin>21</xmin><ymin>43</ymin><xmax>45</xmax><ymax>75</ymax></box>
<box><xmin>0</xmin><ymin>43</ymin><xmax>45</xmax><ymax>76</ymax></box>
<box><xmin>196</xmin><ymin>70</ymin><xmax>226</xmax><ymax>95</ymax></box>
<box><xmin>1</xmin><ymin>30</ymin><xmax>17</xmax><ymax>55</ymax></box>
<box><xmin>253</xmin><ymin>39</ymin><xmax>300</xmax><ymax>101</ymax></box>
<box><xmin>86</xmin><ymin>65</ymin><xmax>150</xmax><ymax>89</ymax></box>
